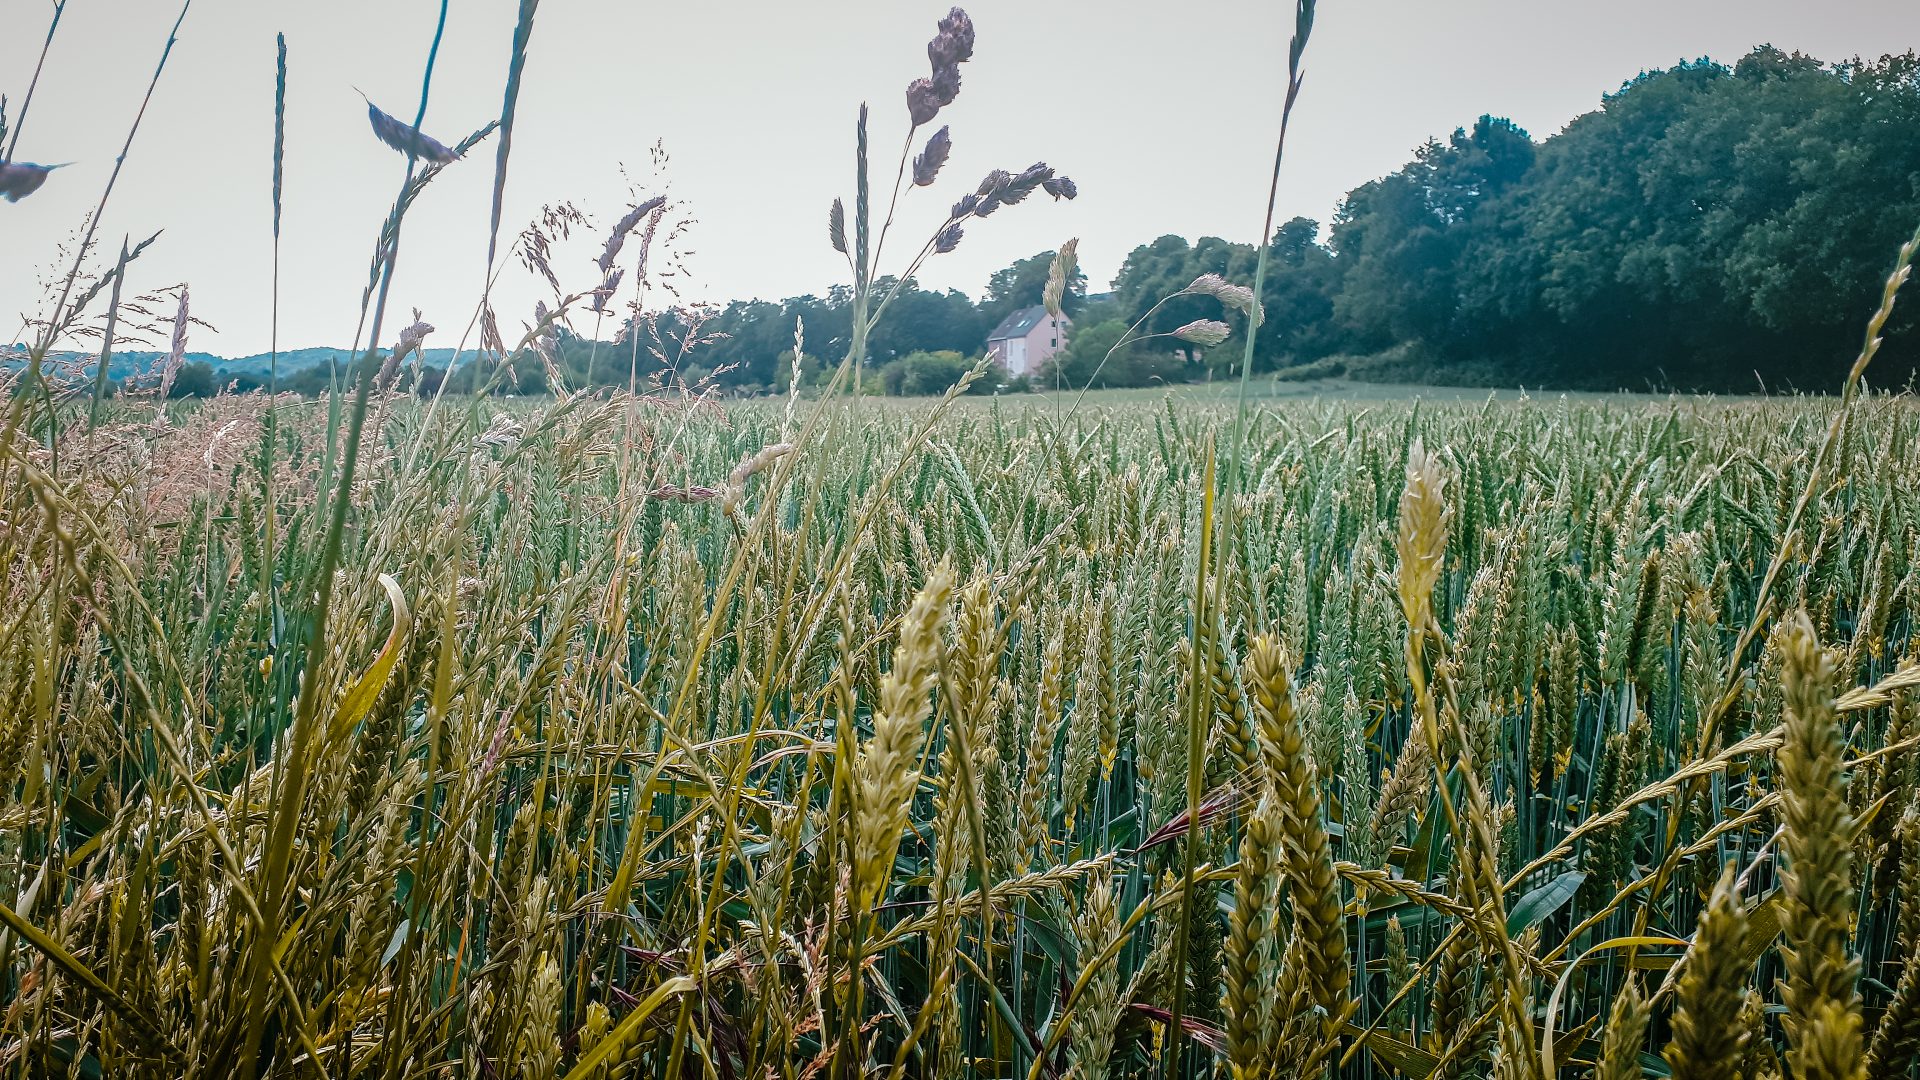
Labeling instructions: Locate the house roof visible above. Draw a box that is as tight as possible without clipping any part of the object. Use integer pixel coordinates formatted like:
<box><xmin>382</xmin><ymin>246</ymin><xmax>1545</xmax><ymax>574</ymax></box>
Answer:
<box><xmin>986</xmin><ymin>305</ymin><xmax>1055</xmax><ymax>342</ymax></box>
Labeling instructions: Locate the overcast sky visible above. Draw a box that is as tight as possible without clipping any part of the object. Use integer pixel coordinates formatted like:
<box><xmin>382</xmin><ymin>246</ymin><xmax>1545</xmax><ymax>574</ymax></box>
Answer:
<box><xmin>4</xmin><ymin>0</ymin><xmax>1915</xmax><ymax>356</ymax></box>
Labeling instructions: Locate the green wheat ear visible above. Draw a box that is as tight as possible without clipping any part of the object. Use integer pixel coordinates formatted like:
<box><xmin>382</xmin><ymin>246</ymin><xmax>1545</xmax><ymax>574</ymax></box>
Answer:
<box><xmin>1596</xmin><ymin>980</ymin><xmax>1650</xmax><ymax>1080</ymax></box>
<box><xmin>1775</xmin><ymin>608</ymin><xmax>1864</xmax><ymax>1080</ymax></box>
<box><xmin>1666</xmin><ymin>864</ymin><xmax>1752</xmax><ymax>1080</ymax></box>
<box><xmin>851</xmin><ymin>558</ymin><xmax>953</xmax><ymax>913</ymax></box>
<box><xmin>1247</xmin><ymin>634</ymin><xmax>1347</xmax><ymax>1023</ymax></box>
<box><xmin>1868</xmin><ymin>805</ymin><xmax>1920</xmax><ymax>1077</ymax></box>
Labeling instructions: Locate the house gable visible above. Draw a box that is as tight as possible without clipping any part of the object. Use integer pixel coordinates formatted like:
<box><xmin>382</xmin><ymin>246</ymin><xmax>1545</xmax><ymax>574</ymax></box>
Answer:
<box><xmin>985</xmin><ymin>305</ymin><xmax>1070</xmax><ymax>377</ymax></box>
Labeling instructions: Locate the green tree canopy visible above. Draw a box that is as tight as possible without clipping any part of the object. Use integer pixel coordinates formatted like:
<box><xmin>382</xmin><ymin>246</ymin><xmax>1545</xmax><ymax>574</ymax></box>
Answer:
<box><xmin>352</xmin><ymin>45</ymin><xmax>1920</xmax><ymax>398</ymax></box>
<box><xmin>981</xmin><ymin>251</ymin><xmax>1086</xmax><ymax>328</ymax></box>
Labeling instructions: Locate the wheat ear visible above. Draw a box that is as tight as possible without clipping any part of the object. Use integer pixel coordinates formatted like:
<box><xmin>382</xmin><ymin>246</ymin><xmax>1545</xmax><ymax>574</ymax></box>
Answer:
<box><xmin>1866</xmin><ymin>804</ymin><xmax>1920</xmax><ymax>1078</ymax></box>
<box><xmin>1665</xmin><ymin>863</ymin><xmax>1752</xmax><ymax>1080</ymax></box>
<box><xmin>1247</xmin><ymin>634</ymin><xmax>1348</xmax><ymax>1022</ymax></box>
<box><xmin>1776</xmin><ymin>609</ymin><xmax>1865</xmax><ymax>1080</ymax></box>
<box><xmin>1595</xmin><ymin>980</ymin><xmax>1650</xmax><ymax>1080</ymax></box>
<box><xmin>851</xmin><ymin>559</ymin><xmax>954</xmax><ymax>912</ymax></box>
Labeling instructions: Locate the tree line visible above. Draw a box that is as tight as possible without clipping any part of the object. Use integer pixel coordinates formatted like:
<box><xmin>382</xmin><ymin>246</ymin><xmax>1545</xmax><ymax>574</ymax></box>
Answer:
<box><xmin>1065</xmin><ymin>46</ymin><xmax>1920</xmax><ymax>392</ymax></box>
<box><xmin>263</xmin><ymin>45</ymin><xmax>1919</xmax><ymax>398</ymax></box>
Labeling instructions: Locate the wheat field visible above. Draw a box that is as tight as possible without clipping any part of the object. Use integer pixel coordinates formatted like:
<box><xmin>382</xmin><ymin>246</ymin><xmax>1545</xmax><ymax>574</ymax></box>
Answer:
<box><xmin>8</xmin><ymin>377</ymin><xmax>1920</xmax><ymax>1078</ymax></box>
<box><xmin>10</xmin><ymin>0</ymin><xmax>1920</xmax><ymax>1075</ymax></box>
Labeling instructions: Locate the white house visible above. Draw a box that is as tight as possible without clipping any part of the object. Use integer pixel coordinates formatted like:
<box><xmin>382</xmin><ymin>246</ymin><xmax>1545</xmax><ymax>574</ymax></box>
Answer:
<box><xmin>986</xmin><ymin>305</ymin><xmax>1069</xmax><ymax>377</ymax></box>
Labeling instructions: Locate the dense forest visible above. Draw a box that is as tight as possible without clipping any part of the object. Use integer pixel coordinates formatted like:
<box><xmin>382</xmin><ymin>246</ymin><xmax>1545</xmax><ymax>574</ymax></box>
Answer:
<box><xmin>275</xmin><ymin>45</ymin><xmax>1916</xmax><ymax>397</ymax></box>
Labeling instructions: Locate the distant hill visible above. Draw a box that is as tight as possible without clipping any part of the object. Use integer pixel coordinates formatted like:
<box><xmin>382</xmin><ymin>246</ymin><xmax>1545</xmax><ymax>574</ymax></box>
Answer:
<box><xmin>3</xmin><ymin>346</ymin><xmax>483</xmax><ymax>379</ymax></box>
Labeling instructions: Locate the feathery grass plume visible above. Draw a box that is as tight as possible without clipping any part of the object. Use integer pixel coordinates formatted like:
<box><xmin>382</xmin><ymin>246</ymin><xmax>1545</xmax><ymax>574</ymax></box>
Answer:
<box><xmin>0</xmin><ymin>160</ymin><xmax>62</xmax><ymax>202</ymax></box>
<box><xmin>852</xmin><ymin>559</ymin><xmax>954</xmax><ymax>911</ymax></box>
<box><xmin>272</xmin><ymin>33</ymin><xmax>287</xmax><ymax>237</ymax></box>
<box><xmin>931</xmin><ymin>65</ymin><xmax>962</xmax><ymax>109</ymax></box>
<box><xmin>995</xmin><ymin>161</ymin><xmax>1057</xmax><ymax>208</ymax></box>
<box><xmin>905</xmin><ymin>78</ymin><xmax>942</xmax><ymax>127</ymax></box>
<box><xmin>86</xmin><ymin>237</ymin><xmax>133</xmax><ymax>430</ymax></box>
<box><xmin>1173</xmin><ymin>319</ymin><xmax>1233</xmax><ymax>348</ymax></box>
<box><xmin>1867</xmin><ymin>805</ymin><xmax>1920</xmax><ymax>1078</ymax></box>
<box><xmin>378</xmin><ymin>311</ymin><xmax>433</xmax><ymax>389</ymax></box>
<box><xmin>588</xmin><ymin>266</ymin><xmax>625</xmax><ymax>314</ymax></box>
<box><xmin>596</xmin><ymin>194</ymin><xmax>667</xmax><ymax>275</ymax></box>
<box><xmin>647</xmin><ymin>482</ymin><xmax>722</xmax><ymax>503</ymax></box>
<box><xmin>363</xmin><ymin>96</ymin><xmax>460</xmax><ymax>163</ymax></box>
<box><xmin>1775</xmin><ymin>607</ymin><xmax>1864</xmax><ymax>1080</ymax></box>
<box><xmin>902</xmin><ymin>8</ymin><xmax>973</xmax><ymax>126</ymax></box>
<box><xmin>1596</xmin><ymin>980</ymin><xmax>1651</xmax><ymax>1080</ymax></box>
<box><xmin>929</xmin><ymin>65</ymin><xmax>960</xmax><ymax>114</ymax></box>
<box><xmin>912</xmin><ymin>125</ymin><xmax>951</xmax><ymax>186</ymax></box>
<box><xmin>485</xmin><ymin>0</ymin><xmax>539</xmax><ymax>272</ymax></box>
<box><xmin>1042</xmin><ymin>174</ymin><xmax>1078</xmax><ymax>200</ymax></box>
<box><xmin>1044</xmin><ymin>238</ymin><xmax>1079</xmax><ymax>318</ymax></box>
<box><xmin>929</xmin><ymin>6</ymin><xmax>976</xmax><ymax>69</ymax></box>
<box><xmin>1665</xmin><ymin>864</ymin><xmax>1752</xmax><ymax>1080</ymax></box>
<box><xmin>827</xmin><ymin>197</ymin><xmax>848</xmax><ymax>255</ymax></box>
<box><xmin>156</xmin><ymin>284</ymin><xmax>190</xmax><ymax>400</ymax></box>
<box><xmin>726</xmin><ymin>442</ymin><xmax>795</xmax><ymax>489</ymax></box>
<box><xmin>933</xmin><ymin>222</ymin><xmax>964</xmax><ymax>254</ymax></box>
<box><xmin>480</xmin><ymin>302</ymin><xmax>508</xmax><ymax>358</ymax></box>
<box><xmin>1225</xmin><ymin>793</ymin><xmax>1280</xmax><ymax>1079</ymax></box>
<box><xmin>391</xmin><ymin>313</ymin><xmax>433</xmax><ymax>363</ymax></box>
<box><xmin>1246</xmin><ymin>634</ymin><xmax>1348</xmax><ymax>1019</ymax></box>
<box><xmin>970</xmin><ymin>168</ymin><xmax>1011</xmax><ymax>214</ymax></box>
<box><xmin>1185</xmin><ymin>272</ymin><xmax>1263</xmax><ymax>325</ymax></box>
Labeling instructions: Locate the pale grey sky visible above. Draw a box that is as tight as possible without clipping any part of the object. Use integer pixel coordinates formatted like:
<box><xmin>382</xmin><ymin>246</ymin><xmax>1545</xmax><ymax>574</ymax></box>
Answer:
<box><xmin>4</xmin><ymin>0</ymin><xmax>1915</xmax><ymax>356</ymax></box>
